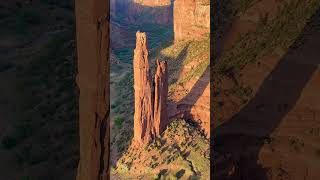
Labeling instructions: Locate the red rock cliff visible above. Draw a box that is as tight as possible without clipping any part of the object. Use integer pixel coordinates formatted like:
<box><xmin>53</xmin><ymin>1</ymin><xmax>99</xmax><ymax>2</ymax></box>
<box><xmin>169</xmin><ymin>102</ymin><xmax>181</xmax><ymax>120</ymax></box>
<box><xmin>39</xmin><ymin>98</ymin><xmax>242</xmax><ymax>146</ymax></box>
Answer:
<box><xmin>174</xmin><ymin>0</ymin><xmax>210</xmax><ymax>42</ymax></box>
<box><xmin>75</xmin><ymin>0</ymin><xmax>110</xmax><ymax>179</ymax></box>
<box><xmin>154</xmin><ymin>59</ymin><xmax>169</xmax><ymax>136</ymax></box>
<box><xmin>133</xmin><ymin>31</ymin><xmax>156</xmax><ymax>144</ymax></box>
<box><xmin>111</xmin><ymin>0</ymin><xmax>173</xmax><ymax>25</ymax></box>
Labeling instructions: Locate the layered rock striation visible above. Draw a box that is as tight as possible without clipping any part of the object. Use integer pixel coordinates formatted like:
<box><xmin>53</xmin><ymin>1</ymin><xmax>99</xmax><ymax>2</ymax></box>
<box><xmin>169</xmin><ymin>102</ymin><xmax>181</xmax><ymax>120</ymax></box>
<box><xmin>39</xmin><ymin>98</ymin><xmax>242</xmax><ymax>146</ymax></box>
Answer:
<box><xmin>133</xmin><ymin>32</ymin><xmax>169</xmax><ymax>144</ymax></box>
<box><xmin>174</xmin><ymin>0</ymin><xmax>210</xmax><ymax>42</ymax></box>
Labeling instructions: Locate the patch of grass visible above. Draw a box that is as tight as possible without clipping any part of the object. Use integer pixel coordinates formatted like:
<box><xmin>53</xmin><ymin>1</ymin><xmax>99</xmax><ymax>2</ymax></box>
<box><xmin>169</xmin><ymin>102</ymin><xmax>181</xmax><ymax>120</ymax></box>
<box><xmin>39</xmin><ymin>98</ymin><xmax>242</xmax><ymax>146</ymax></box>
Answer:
<box><xmin>215</xmin><ymin>0</ymin><xmax>320</xmax><ymax>75</ymax></box>
<box><xmin>153</xmin><ymin>174</ymin><xmax>160</xmax><ymax>180</ymax></box>
<box><xmin>182</xmin><ymin>38</ymin><xmax>209</xmax><ymax>66</ymax></box>
<box><xmin>114</xmin><ymin>116</ymin><xmax>124</xmax><ymax>129</ymax></box>
<box><xmin>159</xmin><ymin>37</ymin><xmax>209</xmax><ymax>91</ymax></box>
<box><xmin>117</xmin><ymin>163</ymin><xmax>129</xmax><ymax>174</ymax></box>
<box><xmin>111</xmin><ymin>64</ymin><xmax>123</xmax><ymax>71</ymax></box>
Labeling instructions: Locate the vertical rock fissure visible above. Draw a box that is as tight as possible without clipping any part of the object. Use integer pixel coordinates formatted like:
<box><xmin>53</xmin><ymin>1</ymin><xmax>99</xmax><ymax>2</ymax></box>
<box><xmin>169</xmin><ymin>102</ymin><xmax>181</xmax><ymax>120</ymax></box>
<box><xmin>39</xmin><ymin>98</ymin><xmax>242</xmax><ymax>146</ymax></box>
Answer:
<box><xmin>97</xmin><ymin>17</ymin><xmax>105</xmax><ymax>179</ymax></box>
<box><xmin>98</xmin><ymin>114</ymin><xmax>107</xmax><ymax>179</ymax></box>
<box><xmin>154</xmin><ymin>59</ymin><xmax>168</xmax><ymax>136</ymax></box>
<box><xmin>75</xmin><ymin>0</ymin><xmax>109</xmax><ymax>178</ymax></box>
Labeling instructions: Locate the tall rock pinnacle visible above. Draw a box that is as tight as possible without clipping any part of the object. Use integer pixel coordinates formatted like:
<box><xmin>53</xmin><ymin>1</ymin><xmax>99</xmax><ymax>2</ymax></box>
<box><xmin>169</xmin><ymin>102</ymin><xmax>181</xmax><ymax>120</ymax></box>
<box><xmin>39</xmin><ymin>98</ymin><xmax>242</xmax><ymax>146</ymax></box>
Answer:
<box><xmin>133</xmin><ymin>31</ymin><xmax>155</xmax><ymax>144</ymax></box>
<box><xmin>154</xmin><ymin>60</ymin><xmax>168</xmax><ymax>136</ymax></box>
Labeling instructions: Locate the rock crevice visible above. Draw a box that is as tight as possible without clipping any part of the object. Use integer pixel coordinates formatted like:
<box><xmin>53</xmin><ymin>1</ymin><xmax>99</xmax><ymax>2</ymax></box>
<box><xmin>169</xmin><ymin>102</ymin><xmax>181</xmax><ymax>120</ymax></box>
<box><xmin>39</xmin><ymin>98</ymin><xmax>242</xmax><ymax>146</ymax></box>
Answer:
<box><xmin>154</xmin><ymin>59</ymin><xmax>169</xmax><ymax>136</ymax></box>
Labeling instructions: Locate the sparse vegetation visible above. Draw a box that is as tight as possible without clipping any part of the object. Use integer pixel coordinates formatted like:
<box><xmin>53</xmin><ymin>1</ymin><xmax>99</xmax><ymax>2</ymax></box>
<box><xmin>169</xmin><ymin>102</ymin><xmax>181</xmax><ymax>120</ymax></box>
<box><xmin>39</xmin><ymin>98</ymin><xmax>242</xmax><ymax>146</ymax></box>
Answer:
<box><xmin>115</xmin><ymin>119</ymin><xmax>209</xmax><ymax>179</ymax></box>
<box><xmin>158</xmin><ymin>36</ymin><xmax>209</xmax><ymax>93</ymax></box>
<box><xmin>114</xmin><ymin>116</ymin><xmax>124</xmax><ymax>129</ymax></box>
<box><xmin>214</xmin><ymin>0</ymin><xmax>320</xmax><ymax>75</ymax></box>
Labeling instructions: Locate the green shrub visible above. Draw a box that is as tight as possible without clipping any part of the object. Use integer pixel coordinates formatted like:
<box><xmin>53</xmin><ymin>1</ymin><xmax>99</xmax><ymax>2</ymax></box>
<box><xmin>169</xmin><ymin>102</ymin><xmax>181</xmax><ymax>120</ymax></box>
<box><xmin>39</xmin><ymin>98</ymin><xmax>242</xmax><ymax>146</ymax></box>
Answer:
<box><xmin>153</xmin><ymin>174</ymin><xmax>160</xmax><ymax>180</ymax></box>
<box><xmin>114</xmin><ymin>116</ymin><xmax>123</xmax><ymax>128</ymax></box>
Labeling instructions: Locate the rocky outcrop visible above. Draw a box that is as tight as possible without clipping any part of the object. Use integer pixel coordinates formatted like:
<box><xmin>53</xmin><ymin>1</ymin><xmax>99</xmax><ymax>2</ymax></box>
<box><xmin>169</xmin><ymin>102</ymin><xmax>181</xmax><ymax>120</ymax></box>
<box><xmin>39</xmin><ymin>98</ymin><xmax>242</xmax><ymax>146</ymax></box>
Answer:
<box><xmin>170</xmin><ymin>68</ymin><xmax>210</xmax><ymax>138</ymax></box>
<box><xmin>154</xmin><ymin>60</ymin><xmax>169</xmax><ymax>136</ymax></box>
<box><xmin>174</xmin><ymin>0</ymin><xmax>210</xmax><ymax>42</ymax></box>
<box><xmin>133</xmin><ymin>31</ymin><xmax>155</xmax><ymax>144</ymax></box>
<box><xmin>75</xmin><ymin>0</ymin><xmax>110</xmax><ymax>179</ymax></box>
<box><xmin>133</xmin><ymin>32</ymin><xmax>169</xmax><ymax>144</ymax></box>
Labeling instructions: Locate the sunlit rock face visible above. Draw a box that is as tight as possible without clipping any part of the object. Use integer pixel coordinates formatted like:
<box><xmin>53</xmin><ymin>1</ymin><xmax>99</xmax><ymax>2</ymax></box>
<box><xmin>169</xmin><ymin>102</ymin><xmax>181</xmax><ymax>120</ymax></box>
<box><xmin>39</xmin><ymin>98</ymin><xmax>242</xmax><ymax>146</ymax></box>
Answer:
<box><xmin>133</xmin><ymin>31</ymin><xmax>155</xmax><ymax>144</ymax></box>
<box><xmin>133</xmin><ymin>32</ymin><xmax>169</xmax><ymax>144</ymax></box>
<box><xmin>174</xmin><ymin>0</ymin><xmax>210</xmax><ymax>42</ymax></box>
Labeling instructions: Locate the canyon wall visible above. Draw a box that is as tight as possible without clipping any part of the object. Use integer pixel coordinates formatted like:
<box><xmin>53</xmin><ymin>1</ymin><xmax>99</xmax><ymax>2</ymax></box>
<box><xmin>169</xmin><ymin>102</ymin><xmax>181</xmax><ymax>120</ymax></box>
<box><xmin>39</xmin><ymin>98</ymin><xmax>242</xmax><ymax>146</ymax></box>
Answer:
<box><xmin>111</xmin><ymin>0</ymin><xmax>173</xmax><ymax>25</ymax></box>
<box><xmin>174</xmin><ymin>0</ymin><xmax>210</xmax><ymax>42</ymax></box>
<box><xmin>75</xmin><ymin>0</ymin><xmax>110</xmax><ymax>179</ymax></box>
<box><xmin>154</xmin><ymin>60</ymin><xmax>169</xmax><ymax>136</ymax></box>
<box><xmin>133</xmin><ymin>32</ymin><xmax>156</xmax><ymax>144</ymax></box>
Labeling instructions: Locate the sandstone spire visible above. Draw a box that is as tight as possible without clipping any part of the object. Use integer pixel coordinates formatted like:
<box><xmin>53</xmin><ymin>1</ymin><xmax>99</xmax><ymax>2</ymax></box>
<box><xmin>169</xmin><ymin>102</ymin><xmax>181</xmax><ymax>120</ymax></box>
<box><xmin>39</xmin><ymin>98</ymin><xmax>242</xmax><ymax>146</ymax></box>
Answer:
<box><xmin>133</xmin><ymin>31</ymin><xmax>155</xmax><ymax>144</ymax></box>
<box><xmin>154</xmin><ymin>59</ymin><xmax>168</xmax><ymax>136</ymax></box>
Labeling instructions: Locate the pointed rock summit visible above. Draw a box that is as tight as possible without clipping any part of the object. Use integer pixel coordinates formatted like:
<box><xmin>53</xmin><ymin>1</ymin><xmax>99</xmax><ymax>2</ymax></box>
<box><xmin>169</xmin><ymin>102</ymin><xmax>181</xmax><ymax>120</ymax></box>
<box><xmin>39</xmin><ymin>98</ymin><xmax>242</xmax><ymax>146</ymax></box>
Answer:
<box><xmin>154</xmin><ymin>60</ymin><xmax>168</xmax><ymax>136</ymax></box>
<box><xmin>133</xmin><ymin>32</ymin><xmax>169</xmax><ymax>144</ymax></box>
<box><xmin>133</xmin><ymin>31</ymin><xmax>155</xmax><ymax>144</ymax></box>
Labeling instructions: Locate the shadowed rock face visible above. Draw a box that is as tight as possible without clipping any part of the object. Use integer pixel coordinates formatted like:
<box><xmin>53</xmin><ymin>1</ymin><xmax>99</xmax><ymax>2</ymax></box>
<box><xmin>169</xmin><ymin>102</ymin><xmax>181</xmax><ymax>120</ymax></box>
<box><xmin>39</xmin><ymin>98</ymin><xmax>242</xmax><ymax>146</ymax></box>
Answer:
<box><xmin>133</xmin><ymin>31</ymin><xmax>155</xmax><ymax>144</ymax></box>
<box><xmin>154</xmin><ymin>60</ymin><xmax>169</xmax><ymax>136</ymax></box>
<box><xmin>174</xmin><ymin>0</ymin><xmax>210</xmax><ymax>42</ymax></box>
<box><xmin>75</xmin><ymin>0</ymin><xmax>109</xmax><ymax>179</ymax></box>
